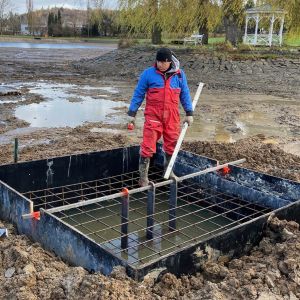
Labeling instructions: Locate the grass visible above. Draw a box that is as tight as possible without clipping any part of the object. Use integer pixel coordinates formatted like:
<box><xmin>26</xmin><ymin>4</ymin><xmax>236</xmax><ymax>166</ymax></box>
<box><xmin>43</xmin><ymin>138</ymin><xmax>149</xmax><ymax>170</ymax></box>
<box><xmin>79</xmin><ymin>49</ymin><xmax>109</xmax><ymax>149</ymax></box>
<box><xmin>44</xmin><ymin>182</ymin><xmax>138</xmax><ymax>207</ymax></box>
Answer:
<box><xmin>208</xmin><ymin>36</ymin><xmax>225</xmax><ymax>44</ymax></box>
<box><xmin>284</xmin><ymin>35</ymin><xmax>300</xmax><ymax>47</ymax></box>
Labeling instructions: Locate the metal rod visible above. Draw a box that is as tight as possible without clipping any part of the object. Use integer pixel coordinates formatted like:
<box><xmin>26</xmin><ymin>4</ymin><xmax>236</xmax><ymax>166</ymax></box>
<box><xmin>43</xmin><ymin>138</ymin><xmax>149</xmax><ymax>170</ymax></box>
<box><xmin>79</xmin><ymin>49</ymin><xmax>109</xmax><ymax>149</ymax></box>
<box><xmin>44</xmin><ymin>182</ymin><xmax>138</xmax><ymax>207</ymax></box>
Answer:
<box><xmin>164</xmin><ymin>82</ymin><xmax>204</xmax><ymax>179</ymax></box>
<box><xmin>115</xmin><ymin>198</ymin><xmax>270</xmax><ymax>257</ymax></box>
<box><xmin>137</xmin><ymin>206</ymin><xmax>270</xmax><ymax>264</ymax></box>
<box><xmin>121</xmin><ymin>188</ymin><xmax>129</xmax><ymax>249</ymax></box>
<box><xmin>67</xmin><ymin>186</ymin><xmax>227</xmax><ymax>236</ymax></box>
<box><xmin>14</xmin><ymin>138</ymin><xmax>18</xmax><ymax>163</ymax></box>
<box><xmin>26</xmin><ymin>158</ymin><xmax>245</xmax><ymax>217</ymax></box>
<box><xmin>176</xmin><ymin>159</ymin><xmax>246</xmax><ymax>182</ymax></box>
<box><xmin>169</xmin><ymin>179</ymin><xmax>177</xmax><ymax>231</ymax></box>
<box><xmin>146</xmin><ymin>182</ymin><xmax>155</xmax><ymax>239</ymax></box>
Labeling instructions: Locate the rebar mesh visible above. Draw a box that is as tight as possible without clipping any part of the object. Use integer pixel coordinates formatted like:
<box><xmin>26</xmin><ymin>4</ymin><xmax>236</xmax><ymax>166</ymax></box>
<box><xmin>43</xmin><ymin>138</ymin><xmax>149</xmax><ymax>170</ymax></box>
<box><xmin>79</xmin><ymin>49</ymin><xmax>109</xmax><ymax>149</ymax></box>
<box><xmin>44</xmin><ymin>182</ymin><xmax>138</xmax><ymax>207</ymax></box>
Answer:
<box><xmin>22</xmin><ymin>166</ymin><xmax>272</xmax><ymax>267</ymax></box>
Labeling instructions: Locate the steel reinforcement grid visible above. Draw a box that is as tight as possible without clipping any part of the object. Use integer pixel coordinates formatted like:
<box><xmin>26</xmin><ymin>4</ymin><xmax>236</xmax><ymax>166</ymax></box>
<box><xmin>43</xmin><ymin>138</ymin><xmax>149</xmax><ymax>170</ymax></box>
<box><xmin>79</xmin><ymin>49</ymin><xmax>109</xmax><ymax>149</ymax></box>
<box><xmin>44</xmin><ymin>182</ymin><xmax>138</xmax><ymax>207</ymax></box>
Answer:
<box><xmin>22</xmin><ymin>164</ymin><xmax>272</xmax><ymax>268</ymax></box>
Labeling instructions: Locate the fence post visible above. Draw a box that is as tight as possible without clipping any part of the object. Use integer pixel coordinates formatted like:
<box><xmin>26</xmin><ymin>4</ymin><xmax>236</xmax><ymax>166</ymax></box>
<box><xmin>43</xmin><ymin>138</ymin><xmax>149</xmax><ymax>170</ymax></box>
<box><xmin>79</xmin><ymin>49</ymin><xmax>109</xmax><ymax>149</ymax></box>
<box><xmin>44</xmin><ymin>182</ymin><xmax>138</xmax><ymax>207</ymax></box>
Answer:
<box><xmin>121</xmin><ymin>188</ymin><xmax>129</xmax><ymax>249</ymax></box>
<box><xmin>169</xmin><ymin>179</ymin><xmax>178</xmax><ymax>231</ymax></box>
<box><xmin>146</xmin><ymin>182</ymin><xmax>155</xmax><ymax>239</ymax></box>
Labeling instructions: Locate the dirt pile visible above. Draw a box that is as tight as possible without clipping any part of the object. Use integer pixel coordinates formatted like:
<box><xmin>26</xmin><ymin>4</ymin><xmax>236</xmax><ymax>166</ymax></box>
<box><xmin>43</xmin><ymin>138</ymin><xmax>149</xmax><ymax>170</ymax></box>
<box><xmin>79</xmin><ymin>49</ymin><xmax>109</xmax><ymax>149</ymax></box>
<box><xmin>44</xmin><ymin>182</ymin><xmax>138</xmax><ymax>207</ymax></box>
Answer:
<box><xmin>73</xmin><ymin>47</ymin><xmax>300</xmax><ymax>97</ymax></box>
<box><xmin>0</xmin><ymin>124</ymin><xmax>129</xmax><ymax>165</ymax></box>
<box><xmin>1</xmin><ymin>216</ymin><xmax>300</xmax><ymax>299</ymax></box>
<box><xmin>183</xmin><ymin>135</ymin><xmax>300</xmax><ymax>181</ymax></box>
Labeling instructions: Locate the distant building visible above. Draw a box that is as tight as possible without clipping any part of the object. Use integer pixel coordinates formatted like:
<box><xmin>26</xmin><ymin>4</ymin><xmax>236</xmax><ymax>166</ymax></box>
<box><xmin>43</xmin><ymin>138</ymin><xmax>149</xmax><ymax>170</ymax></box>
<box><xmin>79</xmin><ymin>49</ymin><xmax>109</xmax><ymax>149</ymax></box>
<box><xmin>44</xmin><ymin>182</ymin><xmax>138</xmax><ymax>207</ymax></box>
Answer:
<box><xmin>21</xmin><ymin>23</ymin><xmax>30</xmax><ymax>35</ymax></box>
<box><xmin>20</xmin><ymin>22</ymin><xmax>47</xmax><ymax>36</ymax></box>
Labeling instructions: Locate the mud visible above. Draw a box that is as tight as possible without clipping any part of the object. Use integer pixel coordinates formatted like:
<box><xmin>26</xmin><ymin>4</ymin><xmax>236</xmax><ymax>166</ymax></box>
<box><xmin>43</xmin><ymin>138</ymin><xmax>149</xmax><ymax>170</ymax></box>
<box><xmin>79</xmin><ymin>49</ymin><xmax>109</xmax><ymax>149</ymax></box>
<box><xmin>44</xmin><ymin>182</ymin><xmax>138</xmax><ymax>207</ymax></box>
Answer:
<box><xmin>1</xmin><ymin>216</ymin><xmax>300</xmax><ymax>299</ymax></box>
<box><xmin>0</xmin><ymin>40</ymin><xmax>299</xmax><ymax>299</ymax></box>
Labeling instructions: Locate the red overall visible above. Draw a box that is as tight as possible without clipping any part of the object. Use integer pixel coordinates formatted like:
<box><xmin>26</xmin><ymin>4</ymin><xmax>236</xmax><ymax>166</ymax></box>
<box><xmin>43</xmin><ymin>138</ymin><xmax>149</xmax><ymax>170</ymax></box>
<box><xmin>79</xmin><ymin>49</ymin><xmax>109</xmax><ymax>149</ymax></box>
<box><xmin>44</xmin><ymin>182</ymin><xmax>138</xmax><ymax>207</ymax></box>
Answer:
<box><xmin>141</xmin><ymin>71</ymin><xmax>181</xmax><ymax>158</ymax></box>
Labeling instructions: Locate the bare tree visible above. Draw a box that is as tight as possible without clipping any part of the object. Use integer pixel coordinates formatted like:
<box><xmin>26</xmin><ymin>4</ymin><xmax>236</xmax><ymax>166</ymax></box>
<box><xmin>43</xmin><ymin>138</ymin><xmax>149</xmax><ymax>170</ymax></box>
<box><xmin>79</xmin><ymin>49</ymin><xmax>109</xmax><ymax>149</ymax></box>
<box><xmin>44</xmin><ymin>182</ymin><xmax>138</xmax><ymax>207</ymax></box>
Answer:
<box><xmin>7</xmin><ymin>11</ymin><xmax>21</xmax><ymax>34</ymax></box>
<box><xmin>26</xmin><ymin>0</ymin><xmax>35</xmax><ymax>35</ymax></box>
<box><xmin>0</xmin><ymin>0</ymin><xmax>11</xmax><ymax>34</ymax></box>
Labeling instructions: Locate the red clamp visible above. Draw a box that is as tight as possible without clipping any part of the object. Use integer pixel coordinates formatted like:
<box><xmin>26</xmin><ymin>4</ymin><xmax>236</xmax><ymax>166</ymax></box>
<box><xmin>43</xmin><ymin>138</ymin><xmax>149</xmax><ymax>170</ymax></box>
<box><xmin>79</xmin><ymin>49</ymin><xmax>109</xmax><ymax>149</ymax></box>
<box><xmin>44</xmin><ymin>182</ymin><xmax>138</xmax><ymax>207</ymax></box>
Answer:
<box><xmin>32</xmin><ymin>211</ymin><xmax>40</xmax><ymax>220</ymax></box>
<box><xmin>122</xmin><ymin>187</ymin><xmax>129</xmax><ymax>196</ymax></box>
<box><xmin>219</xmin><ymin>166</ymin><xmax>231</xmax><ymax>176</ymax></box>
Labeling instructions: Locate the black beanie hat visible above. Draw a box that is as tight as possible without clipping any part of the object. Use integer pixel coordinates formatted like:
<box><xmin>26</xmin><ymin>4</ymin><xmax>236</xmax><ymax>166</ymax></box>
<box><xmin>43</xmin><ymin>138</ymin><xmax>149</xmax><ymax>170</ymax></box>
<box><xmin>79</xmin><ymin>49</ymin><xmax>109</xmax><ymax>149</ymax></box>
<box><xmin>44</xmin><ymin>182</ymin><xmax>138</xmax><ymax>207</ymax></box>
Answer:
<box><xmin>156</xmin><ymin>48</ymin><xmax>172</xmax><ymax>62</ymax></box>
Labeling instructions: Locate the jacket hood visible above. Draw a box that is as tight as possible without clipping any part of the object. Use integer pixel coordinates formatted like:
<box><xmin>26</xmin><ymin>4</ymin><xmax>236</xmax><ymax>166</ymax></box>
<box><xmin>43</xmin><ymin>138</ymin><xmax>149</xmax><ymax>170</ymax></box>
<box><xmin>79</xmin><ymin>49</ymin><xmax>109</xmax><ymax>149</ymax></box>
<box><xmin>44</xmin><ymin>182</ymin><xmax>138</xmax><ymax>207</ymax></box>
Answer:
<box><xmin>167</xmin><ymin>54</ymin><xmax>180</xmax><ymax>73</ymax></box>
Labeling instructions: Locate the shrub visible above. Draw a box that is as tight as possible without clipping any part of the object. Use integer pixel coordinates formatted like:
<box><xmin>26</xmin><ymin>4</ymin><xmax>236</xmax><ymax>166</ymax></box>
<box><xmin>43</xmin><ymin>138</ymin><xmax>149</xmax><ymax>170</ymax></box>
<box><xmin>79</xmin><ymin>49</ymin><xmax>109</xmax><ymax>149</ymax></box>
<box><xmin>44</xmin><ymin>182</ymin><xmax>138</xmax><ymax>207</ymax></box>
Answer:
<box><xmin>237</xmin><ymin>43</ymin><xmax>253</xmax><ymax>52</ymax></box>
<box><xmin>118</xmin><ymin>38</ymin><xmax>138</xmax><ymax>49</ymax></box>
<box><xmin>215</xmin><ymin>41</ymin><xmax>234</xmax><ymax>52</ymax></box>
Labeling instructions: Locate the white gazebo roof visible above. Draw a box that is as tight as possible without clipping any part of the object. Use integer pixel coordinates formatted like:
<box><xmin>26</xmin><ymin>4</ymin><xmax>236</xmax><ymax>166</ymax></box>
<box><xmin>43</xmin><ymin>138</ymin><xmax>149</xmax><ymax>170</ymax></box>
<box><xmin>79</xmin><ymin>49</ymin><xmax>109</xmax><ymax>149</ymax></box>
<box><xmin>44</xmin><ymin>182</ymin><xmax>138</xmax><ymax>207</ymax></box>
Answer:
<box><xmin>246</xmin><ymin>4</ymin><xmax>285</xmax><ymax>15</ymax></box>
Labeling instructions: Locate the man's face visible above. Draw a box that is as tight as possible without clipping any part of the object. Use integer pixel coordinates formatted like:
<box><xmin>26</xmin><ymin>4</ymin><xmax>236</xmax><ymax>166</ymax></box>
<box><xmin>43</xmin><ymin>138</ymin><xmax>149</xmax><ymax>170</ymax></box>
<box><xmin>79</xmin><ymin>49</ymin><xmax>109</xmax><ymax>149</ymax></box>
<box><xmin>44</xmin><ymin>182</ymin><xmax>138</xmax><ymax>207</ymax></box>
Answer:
<box><xmin>157</xmin><ymin>60</ymin><xmax>171</xmax><ymax>72</ymax></box>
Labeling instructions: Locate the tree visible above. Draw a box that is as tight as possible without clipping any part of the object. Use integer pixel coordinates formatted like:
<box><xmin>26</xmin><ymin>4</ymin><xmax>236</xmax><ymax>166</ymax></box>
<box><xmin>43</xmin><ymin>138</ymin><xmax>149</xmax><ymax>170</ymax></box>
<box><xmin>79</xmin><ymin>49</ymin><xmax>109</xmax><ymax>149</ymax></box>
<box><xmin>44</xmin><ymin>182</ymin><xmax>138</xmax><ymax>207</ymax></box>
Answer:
<box><xmin>0</xmin><ymin>0</ymin><xmax>11</xmax><ymax>34</ymax></box>
<box><xmin>47</xmin><ymin>12</ymin><xmax>54</xmax><ymax>36</ymax></box>
<box><xmin>26</xmin><ymin>0</ymin><xmax>35</xmax><ymax>35</ymax></box>
<box><xmin>222</xmin><ymin>0</ymin><xmax>244</xmax><ymax>46</ymax></box>
<box><xmin>56</xmin><ymin>9</ymin><xmax>63</xmax><ymax>36</ymax></box>
<box><xmin>118</xmin><ymin>0</ymin><xmax>162</xmax><ymax>44</ymax></box>
<box><xmin>7</xmin><ymin>11</ymin><xmax>21</xmax><ymax>34</ymax></box>
<box><xmin>118</xmin><ymin>0</ymin><xmax>221</xmax><ymax>45</ymax></box>
<box><xmin>267</xmin><ymin>0</ymin><xmax>300</xmax><ymax>35</ymax></box>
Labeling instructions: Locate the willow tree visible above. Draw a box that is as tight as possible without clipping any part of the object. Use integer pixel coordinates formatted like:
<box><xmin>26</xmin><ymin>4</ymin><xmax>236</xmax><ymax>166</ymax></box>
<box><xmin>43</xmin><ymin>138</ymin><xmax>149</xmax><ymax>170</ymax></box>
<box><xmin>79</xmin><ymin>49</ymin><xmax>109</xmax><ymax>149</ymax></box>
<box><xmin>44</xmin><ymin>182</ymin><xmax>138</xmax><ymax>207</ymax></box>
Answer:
<box><xmin>118</xmin><ymin>0</ymin><xmax>162</xmax><ymax>44</ymax></box>
<box><xmin>222</xmin><ymin>0</ymin><xmax>245</xmax><ymax>46</ymax></box>
<box><xmin>266</xmin><ymin>0</ymin><xmax>300</xmax><ymax>36</ymax></box>
<box><xmin>118</xmin><ymin>0</ymin><xmax>222</xmax><ymax>44</ymax></box>
<box><xmin>158</xmin><ymin>0</ymin><xmax>221</xmax><ymax>44</ymax></box>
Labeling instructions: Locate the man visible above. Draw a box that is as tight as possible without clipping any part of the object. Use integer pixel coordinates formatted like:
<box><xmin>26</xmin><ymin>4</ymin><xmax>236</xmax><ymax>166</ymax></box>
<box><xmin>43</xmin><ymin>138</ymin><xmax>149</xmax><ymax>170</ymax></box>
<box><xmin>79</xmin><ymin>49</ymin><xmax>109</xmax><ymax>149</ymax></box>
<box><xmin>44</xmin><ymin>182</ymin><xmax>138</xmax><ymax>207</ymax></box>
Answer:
<box><xmin>127</xmin><ymin>47</ymin><xmax>193</xmax><ymax>186</ymax></box>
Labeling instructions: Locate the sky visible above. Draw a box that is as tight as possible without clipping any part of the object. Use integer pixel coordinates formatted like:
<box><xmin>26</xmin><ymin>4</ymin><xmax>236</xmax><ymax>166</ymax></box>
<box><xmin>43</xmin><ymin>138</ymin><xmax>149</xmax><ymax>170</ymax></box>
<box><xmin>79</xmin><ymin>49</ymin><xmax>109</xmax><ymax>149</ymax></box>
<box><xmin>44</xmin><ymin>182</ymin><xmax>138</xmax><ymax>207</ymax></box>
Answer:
<box><xmin>13</xmin><ymin>0</ymin><xmax>118</xmax><ymax>14</ymax></box>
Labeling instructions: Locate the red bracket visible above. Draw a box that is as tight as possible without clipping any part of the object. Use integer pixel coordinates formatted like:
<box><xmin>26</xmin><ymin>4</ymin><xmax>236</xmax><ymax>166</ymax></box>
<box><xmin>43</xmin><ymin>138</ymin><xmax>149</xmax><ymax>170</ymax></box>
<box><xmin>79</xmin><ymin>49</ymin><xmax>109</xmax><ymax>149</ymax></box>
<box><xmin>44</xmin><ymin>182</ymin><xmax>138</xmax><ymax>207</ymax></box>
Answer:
<box><xmin>122</xmin><ymin>187</ymin><xmax>129</xmax><ymax>196</ymax></box>
<box><xmin>32</xmin><ymin>211</ymin><xmax>40</xmax><ymax>220</ymax></box>
<box><xmin>219</xmin><ymin>166</ymin><xmax>231</xmax><ymax>176</ymax></box>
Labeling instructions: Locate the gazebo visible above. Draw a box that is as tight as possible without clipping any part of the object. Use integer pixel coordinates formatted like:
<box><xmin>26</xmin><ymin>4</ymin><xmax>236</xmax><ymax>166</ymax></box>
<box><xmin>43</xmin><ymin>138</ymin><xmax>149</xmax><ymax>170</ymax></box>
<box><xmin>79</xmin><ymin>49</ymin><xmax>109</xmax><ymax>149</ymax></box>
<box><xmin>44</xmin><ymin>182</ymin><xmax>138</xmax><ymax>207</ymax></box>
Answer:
<box><xmin>243</xmin><ymin>4</ymin><xmax>285</xmax><ymax>46</ymax></box>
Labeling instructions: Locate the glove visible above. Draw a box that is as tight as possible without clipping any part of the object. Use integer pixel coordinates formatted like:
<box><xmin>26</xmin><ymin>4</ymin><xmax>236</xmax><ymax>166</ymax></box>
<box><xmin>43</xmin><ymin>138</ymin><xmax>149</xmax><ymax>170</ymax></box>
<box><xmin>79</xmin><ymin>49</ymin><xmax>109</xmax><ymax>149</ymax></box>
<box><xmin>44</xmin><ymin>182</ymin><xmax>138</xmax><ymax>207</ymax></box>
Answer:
<box><xmin>127</xmin><ymin>115</ymin><xmax>136</xmax><ymax>126</ymax></box>
<box><xmin>184</xmin><ymin>115</ymin><xmax>193</xmax><ymax>126</ymax></box>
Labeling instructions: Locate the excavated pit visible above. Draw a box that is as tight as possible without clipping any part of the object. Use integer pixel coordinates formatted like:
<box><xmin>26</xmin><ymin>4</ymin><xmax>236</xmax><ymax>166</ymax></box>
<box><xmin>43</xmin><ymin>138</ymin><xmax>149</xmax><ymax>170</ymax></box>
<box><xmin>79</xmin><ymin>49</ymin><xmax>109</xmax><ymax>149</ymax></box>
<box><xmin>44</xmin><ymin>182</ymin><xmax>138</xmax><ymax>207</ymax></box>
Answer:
<box><xmin>0</xmin><ymin>145</ymin><xmax>299</xmax><ymax>280</ymax></box>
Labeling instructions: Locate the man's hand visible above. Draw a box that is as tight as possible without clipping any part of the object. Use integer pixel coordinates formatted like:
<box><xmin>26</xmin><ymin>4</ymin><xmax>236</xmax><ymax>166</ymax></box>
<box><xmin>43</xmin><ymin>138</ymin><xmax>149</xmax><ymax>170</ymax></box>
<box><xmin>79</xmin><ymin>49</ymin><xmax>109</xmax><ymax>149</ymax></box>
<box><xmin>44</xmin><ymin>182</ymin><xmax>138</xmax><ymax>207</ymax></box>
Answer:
<box><xmin>127</xmin><ymin>115</ymin><xmax>136</xmax><ymax>126</ymax></box>
<box><xmin>127</xmin><ymin>115</ymin><xmax>136</xmax><ymax>125</ymax></box>
<box><xmin>184</xmin><ymin>116</ymin><xmax>193</xmax><ymax>126</ymax></box>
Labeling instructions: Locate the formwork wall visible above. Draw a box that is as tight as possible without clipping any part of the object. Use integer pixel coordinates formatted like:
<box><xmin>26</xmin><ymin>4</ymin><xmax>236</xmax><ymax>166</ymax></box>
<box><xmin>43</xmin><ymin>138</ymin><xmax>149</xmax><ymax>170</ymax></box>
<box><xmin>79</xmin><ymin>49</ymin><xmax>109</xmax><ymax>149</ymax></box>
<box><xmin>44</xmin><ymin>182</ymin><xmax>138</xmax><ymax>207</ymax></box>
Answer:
<box><xmin>0</xmin><ymin>145</ymin><xmax>299</xmax><ymax>280</ymax></box>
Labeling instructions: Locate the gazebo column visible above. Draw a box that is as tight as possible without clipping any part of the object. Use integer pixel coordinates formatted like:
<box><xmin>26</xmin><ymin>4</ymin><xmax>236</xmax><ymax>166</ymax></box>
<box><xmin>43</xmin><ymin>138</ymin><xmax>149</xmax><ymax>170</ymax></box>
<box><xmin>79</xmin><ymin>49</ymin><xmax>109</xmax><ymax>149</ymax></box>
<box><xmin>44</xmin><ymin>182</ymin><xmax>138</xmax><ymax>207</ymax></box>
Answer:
<box><xmin>254</xmin><ymin>14</ymin><xmax>259</xmax><ymax>45</ymax></box>
<box><xmin>243</xmin><ymin>16</ymin><xmax>249</xmax><ymax>44</ymax></box>
<box><xmin>269</xmin><ymin>14</ymin><xmax>275</xmax><ymax>47</ymax></box>
<box><xmin>279</xmin><ymin>16</ymin><xmax>284</xmax><ymax>46</ymax></box>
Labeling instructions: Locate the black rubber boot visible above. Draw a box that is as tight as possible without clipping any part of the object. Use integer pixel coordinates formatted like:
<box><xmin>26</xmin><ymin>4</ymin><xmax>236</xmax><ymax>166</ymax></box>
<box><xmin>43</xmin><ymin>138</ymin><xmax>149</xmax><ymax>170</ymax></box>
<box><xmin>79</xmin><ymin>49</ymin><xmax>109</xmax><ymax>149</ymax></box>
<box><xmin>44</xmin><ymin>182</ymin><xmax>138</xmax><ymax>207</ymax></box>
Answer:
<box><xmin>165</xmin><ymin>154</ymin><xmax>178</xmax><ymax>180</ymax></box>
<box><xmin>139</xmin><ymin>157</ymin><xmax>150</xmax><ymax>187</ymax></box>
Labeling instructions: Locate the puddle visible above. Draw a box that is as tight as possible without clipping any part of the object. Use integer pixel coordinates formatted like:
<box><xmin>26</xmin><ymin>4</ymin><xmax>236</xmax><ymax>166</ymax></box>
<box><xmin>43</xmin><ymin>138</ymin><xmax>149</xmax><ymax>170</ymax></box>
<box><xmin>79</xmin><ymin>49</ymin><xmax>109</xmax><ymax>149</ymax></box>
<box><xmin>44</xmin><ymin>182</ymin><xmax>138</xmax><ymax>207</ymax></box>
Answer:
<box><xmin>186</xmin><ymin>110</ymin><xmax>290</xmax><ymax>143</ymax></box>
<box><xmin>235</xmin><ymin>111</ymin><xmax>289</xmax><ymax>137</ymax></box>
<box><xmin>0</xmin><ymin>127</ymin><xmax>46</xmax><ymax>145</ymax></box>
<box><xmin>186</xmin><ymin>120</ymin><xmax>236</xmax><ymax>143</ymax></box>
<box><xmin>15</xmin><ymin>82</ymin><xmax>127</xmax><ymax>128</ymax></box>
<box><xmin>0</xmin><ymin>84</ymin><xmax>22</xmax><ymax>98</ymax></box>
<box><xmin>0</xmin><ymin>96</ymin><xmax>27</xmax><ymax>104</ymax></box>
<box><xmin>283</xmin><ymin>142</ymin><xmax>300</xmax><ymax>156</ymax></box>
<box><xmin>90</xmin><ymin>127</ymin><xmax>124</xmax><ymax>134</ymax></box>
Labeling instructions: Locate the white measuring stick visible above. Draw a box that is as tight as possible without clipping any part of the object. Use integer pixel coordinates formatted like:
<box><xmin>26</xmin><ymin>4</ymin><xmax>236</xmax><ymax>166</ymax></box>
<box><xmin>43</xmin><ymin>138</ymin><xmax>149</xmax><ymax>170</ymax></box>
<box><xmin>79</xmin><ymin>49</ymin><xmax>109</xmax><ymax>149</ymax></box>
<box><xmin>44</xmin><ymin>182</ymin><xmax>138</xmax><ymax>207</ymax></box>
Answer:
<box><xmin>164</xmin><ymin>82</ymin><xmax>204</xmax><ymax>180</ymax></box>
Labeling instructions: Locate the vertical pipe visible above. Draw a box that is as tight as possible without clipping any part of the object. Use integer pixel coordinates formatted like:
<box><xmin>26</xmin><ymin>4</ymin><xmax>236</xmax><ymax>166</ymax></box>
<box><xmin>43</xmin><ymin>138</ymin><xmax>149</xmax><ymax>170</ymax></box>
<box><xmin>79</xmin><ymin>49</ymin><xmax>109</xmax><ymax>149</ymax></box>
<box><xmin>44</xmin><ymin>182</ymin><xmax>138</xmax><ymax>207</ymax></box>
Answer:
<box><xmin>279</xmin><ymin>16</ymin><xmax>284</xmax><ymax>46</ymax></box>
<box><xmin>146</xmin><ymin>182</ymin><xmax>155</xmax><ymax>239</ymax></box>
<box><xmin>244</xmin><ymin>17</ymin><xmax>248</xmax><ymax>44</ymax></box>
<box><xmin>254</xmin><ymin>14</ymin><xmax>259</xmax><ymax>45</ymax></box>
<box><xmin>169</xmin><ymin>179</ymin><xmax>178</xmax><ymax>231</ymax></box>
<box><xmin>269</xmin><ymin>14</ymin><xmax>275</xmax><ymax>47</ymax></box>
<box><xmin>121</xmin><ymin>188</ymin><xmax>129</xmax><ymax>249</ymax></box>
<box><xmin>14</xmin><ymin>138</ymin><xmax>18</xmax><ymax>163</ymax></box>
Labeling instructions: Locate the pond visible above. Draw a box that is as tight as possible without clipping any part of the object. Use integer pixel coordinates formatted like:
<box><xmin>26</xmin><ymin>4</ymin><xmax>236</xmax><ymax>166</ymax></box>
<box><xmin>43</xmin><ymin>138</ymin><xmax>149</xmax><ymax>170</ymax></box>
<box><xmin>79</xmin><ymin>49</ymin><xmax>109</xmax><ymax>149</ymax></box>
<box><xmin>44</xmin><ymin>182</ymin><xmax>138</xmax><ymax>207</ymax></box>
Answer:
<box><xmin>14</xmin><ymin>82</ymin><xmax>127</xmax><ymax>128</ymax></box>
<box><xmin>0</xmin><ymin>42</ymin><xmax>116</xmax><ymax>50</ymax></box>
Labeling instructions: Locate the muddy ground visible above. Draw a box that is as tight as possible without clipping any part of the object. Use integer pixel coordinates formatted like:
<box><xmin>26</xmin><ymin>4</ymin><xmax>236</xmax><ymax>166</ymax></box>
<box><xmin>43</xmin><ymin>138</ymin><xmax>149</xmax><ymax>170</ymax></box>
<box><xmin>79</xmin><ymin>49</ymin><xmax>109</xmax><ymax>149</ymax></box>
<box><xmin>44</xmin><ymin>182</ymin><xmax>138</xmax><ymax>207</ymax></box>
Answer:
<box><xmin>0</xmin><ymin>40</ymin><xmax>299</xmax><ymax>299</ymax></box>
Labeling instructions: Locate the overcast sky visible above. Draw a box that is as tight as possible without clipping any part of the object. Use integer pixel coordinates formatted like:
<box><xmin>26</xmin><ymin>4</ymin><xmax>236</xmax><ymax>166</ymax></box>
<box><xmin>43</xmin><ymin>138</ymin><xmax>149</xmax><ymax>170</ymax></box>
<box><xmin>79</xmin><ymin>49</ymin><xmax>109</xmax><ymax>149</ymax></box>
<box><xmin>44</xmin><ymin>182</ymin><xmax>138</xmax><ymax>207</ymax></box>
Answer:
<box><xmin>13</xmin><ymin>0</ymin><xmax>118</xmax><ymax>14</ymax></box>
